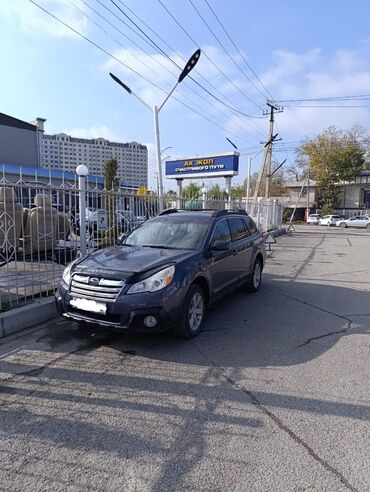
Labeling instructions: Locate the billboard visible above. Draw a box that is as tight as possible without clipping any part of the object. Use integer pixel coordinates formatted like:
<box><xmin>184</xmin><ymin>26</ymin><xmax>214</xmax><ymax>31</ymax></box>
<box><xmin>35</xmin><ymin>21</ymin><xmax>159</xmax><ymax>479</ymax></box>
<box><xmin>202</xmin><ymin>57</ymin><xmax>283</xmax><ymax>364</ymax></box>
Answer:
<box><xmin>165</xmin><ymin>152</ymin><xmax>239</xmax><ymax>179</ymax></box>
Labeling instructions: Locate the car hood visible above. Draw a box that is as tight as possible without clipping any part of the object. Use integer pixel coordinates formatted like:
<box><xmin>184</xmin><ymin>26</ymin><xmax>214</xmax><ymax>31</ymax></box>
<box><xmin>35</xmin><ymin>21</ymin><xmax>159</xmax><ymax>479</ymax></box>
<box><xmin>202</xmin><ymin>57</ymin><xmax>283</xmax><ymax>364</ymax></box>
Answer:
<box><xmin>73</xmin><ymin>245</ymin><xmax>196</xmax><ymax>280</ymax></box>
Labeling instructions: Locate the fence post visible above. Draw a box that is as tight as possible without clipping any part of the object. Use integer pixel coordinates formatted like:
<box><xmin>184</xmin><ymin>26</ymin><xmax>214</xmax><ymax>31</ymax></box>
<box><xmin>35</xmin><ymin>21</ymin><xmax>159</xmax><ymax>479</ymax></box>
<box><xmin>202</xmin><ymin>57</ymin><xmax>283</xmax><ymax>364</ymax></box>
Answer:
<box><xmin>76</xmin><ymin>165</ymin><xmax>89</xmax><ymax>257</ymax></box>
<box><xmin>202</xmin><ymin>186</ymin><xmax>207</xmax><ymax>210</ymax></box>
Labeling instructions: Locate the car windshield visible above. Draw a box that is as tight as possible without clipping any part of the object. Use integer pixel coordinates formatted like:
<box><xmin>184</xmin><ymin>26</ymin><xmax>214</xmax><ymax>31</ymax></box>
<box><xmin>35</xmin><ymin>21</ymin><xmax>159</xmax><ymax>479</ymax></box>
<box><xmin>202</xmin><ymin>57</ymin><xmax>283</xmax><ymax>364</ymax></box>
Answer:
<box><xmin>123</xmin><ymin>216</ymin><xmax>210</xmax><ymax>250</ymax></box>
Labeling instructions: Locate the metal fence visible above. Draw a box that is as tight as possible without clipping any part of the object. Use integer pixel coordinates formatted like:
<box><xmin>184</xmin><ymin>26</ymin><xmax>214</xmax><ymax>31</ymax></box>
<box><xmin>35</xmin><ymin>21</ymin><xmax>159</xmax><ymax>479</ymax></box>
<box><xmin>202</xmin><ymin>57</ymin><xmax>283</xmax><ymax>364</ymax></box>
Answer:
<box><xmin>0</xmin><ymin>170</ymin><xmax>282</xmax><ymax>312</ymax></box>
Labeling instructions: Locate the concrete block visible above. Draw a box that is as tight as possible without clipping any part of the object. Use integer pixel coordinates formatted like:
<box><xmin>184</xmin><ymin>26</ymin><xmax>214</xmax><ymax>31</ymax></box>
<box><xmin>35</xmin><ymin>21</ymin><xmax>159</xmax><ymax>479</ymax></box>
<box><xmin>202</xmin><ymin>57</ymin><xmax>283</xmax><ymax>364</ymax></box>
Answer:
<box><xmin>0</xmin><ymin>298</ymin><xmax>58</xmax><ymax>338</ymax></box>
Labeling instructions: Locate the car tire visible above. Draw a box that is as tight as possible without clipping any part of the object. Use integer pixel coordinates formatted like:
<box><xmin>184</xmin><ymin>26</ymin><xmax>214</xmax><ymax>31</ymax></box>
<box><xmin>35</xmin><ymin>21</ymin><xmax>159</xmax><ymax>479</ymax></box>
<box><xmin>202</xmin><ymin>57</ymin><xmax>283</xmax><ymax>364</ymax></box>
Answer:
<box><xmin>366</xmin><ymin>224</ymin><xmax>370</xmax><ymax>229</ymax></box>
<box><xmin>245</xmin><ymin>258</ymin><xmax>262</xmax><ymax>293</ymax></box>
<box><xmin>340</xmin><ymin>222</ymin><xmax>347</xmax><ymax>228</ymax></box>
<box><xmin>174</xmin><ymin>284</ymin><xmax>205</xmax><ymax>338</ymax></box>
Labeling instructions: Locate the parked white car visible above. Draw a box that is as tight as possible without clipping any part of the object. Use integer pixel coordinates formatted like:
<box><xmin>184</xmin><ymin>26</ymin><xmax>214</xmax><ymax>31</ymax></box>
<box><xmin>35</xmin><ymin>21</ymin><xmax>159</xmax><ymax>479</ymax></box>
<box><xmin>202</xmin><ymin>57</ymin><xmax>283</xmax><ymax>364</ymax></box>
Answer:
<box><xmin>319</xmin><ymin>215</ymin><xmax>341</xmax><ymax>226</ymax></box>
<box><xmin>336</xmin><ymin>215</ymin><xmax>370</xmax><ymax>229</ymax></box>
<box><xmin>307</xmin><ymin>214</ymin><xmax>321</xmax><ymax>225</ymax></box>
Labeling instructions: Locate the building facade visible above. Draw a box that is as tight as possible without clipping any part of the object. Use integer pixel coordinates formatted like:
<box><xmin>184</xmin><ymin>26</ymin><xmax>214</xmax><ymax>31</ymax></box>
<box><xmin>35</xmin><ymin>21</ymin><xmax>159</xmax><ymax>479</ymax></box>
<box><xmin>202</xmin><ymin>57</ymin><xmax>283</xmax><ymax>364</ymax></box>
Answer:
<box><xmin>283</xmin><ymin>170</ymin><xmax>370</xmax><ymax>211</ymax></box>
<box><xmin>0</xmin><ymin>112</ymin><xmax>40</xmax><ymax>167</ymax></box>
<box><xmin>40</xmin><ymin>131</ymin><xmax>148</xmax><ymax>189</ymax></box>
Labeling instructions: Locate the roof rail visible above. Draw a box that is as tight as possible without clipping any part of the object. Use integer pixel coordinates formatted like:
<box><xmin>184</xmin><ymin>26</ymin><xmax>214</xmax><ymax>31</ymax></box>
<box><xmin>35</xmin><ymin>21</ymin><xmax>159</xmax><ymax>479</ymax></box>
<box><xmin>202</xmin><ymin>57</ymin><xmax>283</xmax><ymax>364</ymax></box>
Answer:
<box><xmin>212</xmin><ymin>209</ymin><xmax>229</xmax><ymax>217</ymax></box>
<box><xmin>158</xmin><ymin>208</ymin><xmax>178</xmax><ymax>216</ymax></box>
<box><xmin>212</xmin><ymin>209</ymin><xmax>249</xmax><ymax>217</ymax></box>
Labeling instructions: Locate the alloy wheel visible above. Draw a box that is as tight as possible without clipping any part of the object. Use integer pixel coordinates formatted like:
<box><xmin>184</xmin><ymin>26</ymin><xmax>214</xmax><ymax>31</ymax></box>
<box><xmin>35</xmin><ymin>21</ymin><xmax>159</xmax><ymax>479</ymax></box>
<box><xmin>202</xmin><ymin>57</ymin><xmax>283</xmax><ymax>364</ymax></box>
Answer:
<box><xmin>188</xmin><ymin>292</ymin><xmax>204</xmax><ymax>332</ymax></box>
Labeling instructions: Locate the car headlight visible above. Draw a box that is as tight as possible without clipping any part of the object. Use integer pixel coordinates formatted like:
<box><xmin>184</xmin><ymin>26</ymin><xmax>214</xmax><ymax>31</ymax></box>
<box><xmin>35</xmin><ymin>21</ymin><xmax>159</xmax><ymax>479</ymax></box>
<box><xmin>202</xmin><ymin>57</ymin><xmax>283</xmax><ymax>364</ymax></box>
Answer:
<box><xmin>62</xmin><ymin>262</ymin><xmax>74</xmax><ymax>285</ymax></box>
<box><xmin>126</xmin><ymin>265</ymin><xmax>175</xmax><ymax>295</ymax></box>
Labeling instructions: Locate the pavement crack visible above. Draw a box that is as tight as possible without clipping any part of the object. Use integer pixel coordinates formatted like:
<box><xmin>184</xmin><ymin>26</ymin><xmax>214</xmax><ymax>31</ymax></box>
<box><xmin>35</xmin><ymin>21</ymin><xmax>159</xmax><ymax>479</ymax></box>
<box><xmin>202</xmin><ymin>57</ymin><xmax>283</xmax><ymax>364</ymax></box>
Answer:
<box><xmin>195</xmin><ymin>344</ymin><xmax>359</xmax><ymax>492</ymax></box>
<box><xmin>297</xmin><ymin>322</ymin><xmax>351</xmax><ymax>348</ymax></box>
<box><xmin>263</xmin><ymin>286</ymin><xmax>352</xmax><ymax>323</ymax></box>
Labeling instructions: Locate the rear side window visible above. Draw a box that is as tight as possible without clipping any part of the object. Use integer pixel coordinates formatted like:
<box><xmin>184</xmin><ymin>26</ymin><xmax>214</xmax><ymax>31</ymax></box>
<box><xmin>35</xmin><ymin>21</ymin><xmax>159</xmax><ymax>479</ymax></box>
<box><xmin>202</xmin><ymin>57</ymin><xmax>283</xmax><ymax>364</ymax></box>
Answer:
<box><xmin>244</xmin><ymin>217</ymin><xmax>257</xmax><ymax>235</ymax></box>
<box><xmin>228</xmin><ymin>218</ymin><xmax>248</xmax><ymax>242</ymax></box>
<box><xmin>211</xmin><ymin>220</ymin><xmax>231</xmax><ymax>245</ymax></box>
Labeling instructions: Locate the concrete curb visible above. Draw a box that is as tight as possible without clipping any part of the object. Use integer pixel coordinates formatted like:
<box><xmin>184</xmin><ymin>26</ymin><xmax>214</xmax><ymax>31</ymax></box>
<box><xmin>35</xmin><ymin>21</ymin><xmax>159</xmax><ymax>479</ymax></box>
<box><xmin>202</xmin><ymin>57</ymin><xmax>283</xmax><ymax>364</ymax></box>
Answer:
<box><xmin>0</xmin><ymin>298</ymin><xmax>58</xmax><ymax>339</ymax></box>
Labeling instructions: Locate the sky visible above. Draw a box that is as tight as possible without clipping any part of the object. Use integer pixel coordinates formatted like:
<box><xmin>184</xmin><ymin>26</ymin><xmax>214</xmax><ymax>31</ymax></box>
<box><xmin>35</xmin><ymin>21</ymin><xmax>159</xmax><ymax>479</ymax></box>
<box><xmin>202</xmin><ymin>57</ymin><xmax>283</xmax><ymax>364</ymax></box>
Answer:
<box><xmin>1</xmin><ymin>0</ymin><xmax>370</xmax><ymax>190</ymax></box>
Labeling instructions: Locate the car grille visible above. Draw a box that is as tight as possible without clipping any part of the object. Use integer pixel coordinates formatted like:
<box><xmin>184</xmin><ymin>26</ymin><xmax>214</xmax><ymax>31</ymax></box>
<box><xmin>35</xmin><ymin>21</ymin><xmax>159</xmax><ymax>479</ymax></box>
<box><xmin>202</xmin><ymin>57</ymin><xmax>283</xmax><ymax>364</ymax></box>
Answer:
<box><xmin>70</xmin><ymin>274</ymin><xmax>125</xmax><ymax>302</ymax></box>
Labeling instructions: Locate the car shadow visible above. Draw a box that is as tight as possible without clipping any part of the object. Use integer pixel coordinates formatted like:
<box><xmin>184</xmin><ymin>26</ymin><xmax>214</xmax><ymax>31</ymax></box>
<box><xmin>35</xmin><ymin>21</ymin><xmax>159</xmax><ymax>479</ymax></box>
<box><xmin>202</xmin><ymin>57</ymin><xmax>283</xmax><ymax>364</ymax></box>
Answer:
<box><xmin>32</xmin><ymin>272</ymin><xmax>369</xmax><ymax>370</ymax></box>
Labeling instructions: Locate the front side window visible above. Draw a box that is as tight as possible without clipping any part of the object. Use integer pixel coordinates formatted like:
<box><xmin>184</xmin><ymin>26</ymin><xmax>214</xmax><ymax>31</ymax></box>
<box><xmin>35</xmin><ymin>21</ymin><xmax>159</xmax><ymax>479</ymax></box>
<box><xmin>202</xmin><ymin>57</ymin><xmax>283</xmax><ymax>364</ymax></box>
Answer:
<box><xmin>244</xmin><ymin>217</ymin><xmax>257</xmax><ymax>235</ymax></box>
<box><xmin>228</xmin><ymin>218</ymin><xmax>248</xmax><ymax>242</ymax></box>
<box><xmin>210</xmin><ymin>220</ymin><xmax>231</xmax><ymax>246</ymax></box>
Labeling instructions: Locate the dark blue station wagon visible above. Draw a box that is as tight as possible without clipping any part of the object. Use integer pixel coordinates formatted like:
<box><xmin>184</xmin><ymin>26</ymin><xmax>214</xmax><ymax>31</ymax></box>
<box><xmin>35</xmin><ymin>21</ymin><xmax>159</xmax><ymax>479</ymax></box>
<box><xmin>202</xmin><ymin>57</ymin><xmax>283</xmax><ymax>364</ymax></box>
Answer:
<box><xmin>56</xmin><ymin>209</ymin><xmax>266</xmax><ymax>338</ymax></box>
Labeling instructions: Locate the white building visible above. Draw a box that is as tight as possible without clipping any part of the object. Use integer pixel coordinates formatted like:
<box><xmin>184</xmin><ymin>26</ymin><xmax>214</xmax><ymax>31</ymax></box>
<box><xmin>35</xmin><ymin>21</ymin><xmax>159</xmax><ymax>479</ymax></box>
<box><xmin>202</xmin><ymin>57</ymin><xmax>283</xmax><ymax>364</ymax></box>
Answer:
<box><xmin>38</xmin><ymin>120</ymin><xmax>148</xmax><ymax>188</ymax></box>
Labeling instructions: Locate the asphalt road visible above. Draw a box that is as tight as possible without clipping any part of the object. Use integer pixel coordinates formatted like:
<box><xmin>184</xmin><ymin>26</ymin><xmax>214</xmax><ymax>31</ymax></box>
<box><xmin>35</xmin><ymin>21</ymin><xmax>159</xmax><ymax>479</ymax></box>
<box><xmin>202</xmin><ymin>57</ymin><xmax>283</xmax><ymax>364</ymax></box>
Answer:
<box><xmin>0</xmin><ymin>225</ymin><xmax>369</xmax><ymax>491</ymax></box>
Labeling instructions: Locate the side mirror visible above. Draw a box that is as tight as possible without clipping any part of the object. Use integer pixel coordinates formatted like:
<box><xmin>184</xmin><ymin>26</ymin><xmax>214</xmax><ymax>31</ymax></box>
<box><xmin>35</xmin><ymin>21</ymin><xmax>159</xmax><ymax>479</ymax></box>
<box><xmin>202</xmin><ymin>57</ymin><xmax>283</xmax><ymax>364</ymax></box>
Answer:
<box><xmin>211</xmin><ymin>239</ymin><xmax>229</xmax><ymax>251</ymax></box>
<box><xmin>117</xmin><ymin>233</ymin><xmax>128</xmax><ymax>245</ymax></box>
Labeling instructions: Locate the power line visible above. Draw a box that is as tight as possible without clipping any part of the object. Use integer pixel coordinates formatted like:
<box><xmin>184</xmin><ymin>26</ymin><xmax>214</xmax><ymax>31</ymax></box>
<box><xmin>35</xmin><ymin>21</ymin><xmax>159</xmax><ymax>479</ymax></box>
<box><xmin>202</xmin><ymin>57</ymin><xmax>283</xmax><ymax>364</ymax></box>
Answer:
<box><xmin>157</xmin><ymin>0</ymin><xmax>266</xmax><ymax>120</ymax></box>
<box><xmin>95</xmin><ymin>0</ymin><xmax>266</xmax><ymax>124</ymax></box>
<box><xmin>203</xmin><ymin>0</ymin><xmax>274</xmax><ymax>100</ymax></box>
<box><xmin>277</xmin><ymin>94</ymin><xmax>370</xmax><ymax>103</ymax></box>
<box><xmin>29</xmin><ymin>0</ymin><xmax>262</xmax><ymax>148</ymax></box>
<box><xmin>283</xmin><ymin>105</ymin><xmax>370</xmax><ymax>108</ymax></box>
<box><xmin>188</xmin><ymin>0</ymin><xmax>267</xmax><ymax>102</ymax></box>
<box><xmin>68</xmin><ymin>0</ymin><xmax>247</xmax><ymax>136</ymax></box>
<box><xmin>114</xmin><ymin>0</ymin><xmax>267</xmax><ymax>123</ymax></box>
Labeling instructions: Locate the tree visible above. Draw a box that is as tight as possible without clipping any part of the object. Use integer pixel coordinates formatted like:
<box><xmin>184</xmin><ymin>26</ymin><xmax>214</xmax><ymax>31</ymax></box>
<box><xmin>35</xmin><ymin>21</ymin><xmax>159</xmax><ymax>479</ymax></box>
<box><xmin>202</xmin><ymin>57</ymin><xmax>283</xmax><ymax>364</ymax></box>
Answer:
<box><xmin>268</xmin><ymin>168</ymin><xmax>287</xmax><ymax>197</ymax></box>
<box><xmin>137</xmin><ymin>186</ymin><xmax>148</xmax><ymax>196</ymax></box>
<box><xmin>182</xmin><ymin>182</ymin><xmax>201</xmax><ymax>199</ymax></box>
<box><xmin>207</xmin><ymin>184</ymin><xmax>227</xmax><ymax>199</ymax></box>
<box><xmin>104</xmin><ymin>158</ymin><xmax>119</xmax><ymax>191</ymax></box>
<box><xmin>103</xmin><ymin>158</ymin><xmax>119</xmax><ymax>244</ymax></box>
<box><xmin>231</xmin><ymin>184</ymin><xmax>245</xmax><ymax>200</ymax></box>
<box><xmin>297</xmin><ymin>126</ymin><xmax>366</xmax><ymax>211</ymax></box>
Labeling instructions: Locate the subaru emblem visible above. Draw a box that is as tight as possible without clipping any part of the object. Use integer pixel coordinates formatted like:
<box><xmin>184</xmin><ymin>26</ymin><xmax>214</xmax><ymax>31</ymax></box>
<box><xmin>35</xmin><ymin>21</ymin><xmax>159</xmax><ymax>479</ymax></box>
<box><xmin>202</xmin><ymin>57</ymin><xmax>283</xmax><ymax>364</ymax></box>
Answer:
<box><xmin>88</xmin><ymin>277</ymin><xmax>99</xmax><ymax>286</ymax></box>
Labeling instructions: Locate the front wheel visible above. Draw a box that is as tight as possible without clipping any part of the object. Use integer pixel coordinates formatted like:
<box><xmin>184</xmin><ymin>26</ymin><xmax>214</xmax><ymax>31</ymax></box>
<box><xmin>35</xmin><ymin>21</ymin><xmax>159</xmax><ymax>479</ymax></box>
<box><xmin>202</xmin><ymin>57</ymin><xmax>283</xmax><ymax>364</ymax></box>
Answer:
<box><xmin>366</xmin><ymin>223</ymin><xmax>370</xmax><ymax>229</ymax></box>
<box><xmin>174</xmin><ymin>284</ymin><xmax>205</xmax><ymax>338</ymax></box>
<box><xmin>245</xmin><ymin>258</ymin><xmax>262</xmax><ymax>293</ymax></box>
<box><xmin>340</xmin><ymin>222</ymin><xmax>347</xmax><ymax>228</ymax></box>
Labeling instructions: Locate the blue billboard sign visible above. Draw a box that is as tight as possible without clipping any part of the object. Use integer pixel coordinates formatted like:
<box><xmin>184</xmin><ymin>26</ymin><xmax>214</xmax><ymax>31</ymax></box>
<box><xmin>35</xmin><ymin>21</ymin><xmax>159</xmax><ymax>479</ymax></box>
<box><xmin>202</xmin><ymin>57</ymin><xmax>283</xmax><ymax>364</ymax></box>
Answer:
<box><xmin>165</xmin><ymin>152</ymin><xmax>239</xmax><ymax>179</ymax></box>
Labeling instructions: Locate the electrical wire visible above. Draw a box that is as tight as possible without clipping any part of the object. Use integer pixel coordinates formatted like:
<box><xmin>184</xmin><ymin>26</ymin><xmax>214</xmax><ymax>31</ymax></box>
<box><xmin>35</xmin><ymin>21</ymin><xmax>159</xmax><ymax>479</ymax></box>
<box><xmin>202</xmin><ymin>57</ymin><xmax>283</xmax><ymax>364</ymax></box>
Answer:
<box><xmin>203</xmin><ymin>0</ymin><xmax>274</xmax><ymax>100</ymax></box>
<box><xmin>277</xmin><ymin>94</ymin><xmax>370</xmax><ymax>103</ymax></box>
<box><xmin>113</xmin><ymin>0</ymin><xmax>267</xmax><ymax>122</ymax></box>
<box><xmin>283</xmin><ymin>105</ymin><xmax>370</xmax><ymax>108</ymax></box>
<box><xmin>188</xmin><ymin>0</ymin><xmax>268</xmax><ymax>103</ymax></box>
<box><xmin>157</xmin><ymin>0</ymin><xmax>266</xmax><ymax>120</ymax></box>
<box><xmin>107</xmin><ymin>0</ymin><xmax>266</xmax><ymax>125</ymax></box>
<box><xmin>28</xmin><ymin>0</ymin><xmax>259</xmax><ymax>147</ymax></box>
<box><xmin>67</xmin><ymin>0</ymin><xmax>262</xmax><ymax>143</ymax></box>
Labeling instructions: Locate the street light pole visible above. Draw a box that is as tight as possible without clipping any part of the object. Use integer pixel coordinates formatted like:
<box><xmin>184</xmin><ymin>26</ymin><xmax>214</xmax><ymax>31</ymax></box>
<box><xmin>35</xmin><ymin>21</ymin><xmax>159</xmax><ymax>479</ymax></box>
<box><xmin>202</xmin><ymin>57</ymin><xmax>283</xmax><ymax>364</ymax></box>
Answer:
<box><xmin>110</xmin><ymin>49</ymin><xmax>201</xmax><ymax>212</ymax></box>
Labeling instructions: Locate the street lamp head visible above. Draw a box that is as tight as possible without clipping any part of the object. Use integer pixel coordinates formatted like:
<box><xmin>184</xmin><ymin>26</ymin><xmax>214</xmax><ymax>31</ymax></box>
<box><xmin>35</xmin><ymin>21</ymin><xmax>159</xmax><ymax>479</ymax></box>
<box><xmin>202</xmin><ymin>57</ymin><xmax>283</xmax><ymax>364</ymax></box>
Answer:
<box><xmin>109</xmin><ymin>72</ymin><xmax>132</xmax><ymax>94</ymax></box>
<box><xmin>178</xmin><ymin>48</ymin><xmax>201</xmax><ymax>83</ymax></box>
<box><xmin>76</xmin><ymin>164</ymin><xmax>89</xmax><ymax>177</ymax></box>
<box><xmin>225</xmin><ymin>137</ymin><xmax>238</xmax><ymax>150</ymax></box>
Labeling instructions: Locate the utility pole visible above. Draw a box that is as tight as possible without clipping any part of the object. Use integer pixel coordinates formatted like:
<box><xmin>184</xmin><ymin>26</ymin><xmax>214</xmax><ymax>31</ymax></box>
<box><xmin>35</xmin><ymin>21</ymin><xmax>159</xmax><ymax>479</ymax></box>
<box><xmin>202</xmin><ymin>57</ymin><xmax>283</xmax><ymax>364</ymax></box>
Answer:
<box><xmin>253</xmin><ymin>100</ymin><xmax>283</xmax><ymax>200</ymax></box>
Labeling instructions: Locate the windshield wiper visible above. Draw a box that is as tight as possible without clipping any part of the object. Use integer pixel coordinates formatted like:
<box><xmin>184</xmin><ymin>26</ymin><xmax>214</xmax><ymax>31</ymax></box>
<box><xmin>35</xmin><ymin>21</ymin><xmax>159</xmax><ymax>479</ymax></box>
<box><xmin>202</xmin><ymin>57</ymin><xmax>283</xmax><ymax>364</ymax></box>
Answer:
<box><xmin>141</xmin><ymin>244</ymin><xmax>178</xmax><ymax>249</ymax></box>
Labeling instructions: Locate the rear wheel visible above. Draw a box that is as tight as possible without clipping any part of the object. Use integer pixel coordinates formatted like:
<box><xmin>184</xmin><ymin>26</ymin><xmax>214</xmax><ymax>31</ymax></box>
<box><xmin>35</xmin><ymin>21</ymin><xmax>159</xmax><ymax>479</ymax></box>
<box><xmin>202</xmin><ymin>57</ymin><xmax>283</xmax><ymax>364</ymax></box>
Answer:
<box><xmin>245</xmin><ymin>258</ymin><xmax>262</xmax><ymax>293</ymax></box>
<box><xmin>340</xmin><ymin>222</ymin><xmax>347</xmax><ymax>228</ymax></box>
<box><xmin>174</xmin><ymin>284</ymin><xmax>205</xmax><ymax>338</ymax></box>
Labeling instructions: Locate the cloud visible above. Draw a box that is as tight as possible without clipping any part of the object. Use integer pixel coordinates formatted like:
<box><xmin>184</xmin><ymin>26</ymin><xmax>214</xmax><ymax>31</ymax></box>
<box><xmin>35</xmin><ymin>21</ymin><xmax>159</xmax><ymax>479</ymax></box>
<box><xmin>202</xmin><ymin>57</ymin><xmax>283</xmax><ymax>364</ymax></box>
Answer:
<box><xmin>63</xmin><ymin>125</ymin><xmax>124</xmax><ymax>142</ymax></box>
<box><xmin>0</xmin><ymin>0</ymin><xmax>88</xmax><ymax>39</ymax></box>
<box><xmin>260</xmin><ymin>48</ymin><xmax>370</xmax><ymax>137</ymax></box>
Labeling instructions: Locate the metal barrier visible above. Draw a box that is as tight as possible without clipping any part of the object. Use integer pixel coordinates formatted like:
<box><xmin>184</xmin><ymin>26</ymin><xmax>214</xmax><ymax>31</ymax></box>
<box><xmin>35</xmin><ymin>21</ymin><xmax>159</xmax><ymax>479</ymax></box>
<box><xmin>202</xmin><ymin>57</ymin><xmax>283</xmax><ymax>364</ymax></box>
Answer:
<box><xmin>0</xmin><ymin>169</ymin><xmax>282</xmax><ymax>312</ymax></box>
<box><xmin>0</xmin><ymin>169</ymin><xmax>160</xmax><ymax>311</ymax></box>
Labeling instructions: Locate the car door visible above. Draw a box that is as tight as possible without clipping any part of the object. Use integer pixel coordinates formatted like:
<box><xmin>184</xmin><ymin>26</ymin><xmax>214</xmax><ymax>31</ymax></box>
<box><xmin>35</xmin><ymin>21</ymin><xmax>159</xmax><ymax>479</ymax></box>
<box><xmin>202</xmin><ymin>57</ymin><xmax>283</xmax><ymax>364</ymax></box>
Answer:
<box><xmin>208</xmin><ymin>219</ymin><xmax>237</xmax><ymax>295</ymax></box>
<box><xmin>349</xmin><ymin>216</ymin><xmax>361</xmax><ymax>228</ymax></box>
<box><xmin>227</xmin><ymin>217</ymin><xmax>251</xmax><ymax>282</ymax></box>
<box><xmin>357</xmin><ymin>216</ymin><xmax>368</xmax><ymax>228</ymax></box>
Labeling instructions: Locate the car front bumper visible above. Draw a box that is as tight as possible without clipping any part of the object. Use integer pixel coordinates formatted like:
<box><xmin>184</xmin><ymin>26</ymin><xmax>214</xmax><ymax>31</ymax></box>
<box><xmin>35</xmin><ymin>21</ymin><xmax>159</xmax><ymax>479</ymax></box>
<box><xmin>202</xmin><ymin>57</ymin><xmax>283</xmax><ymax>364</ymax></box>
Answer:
<box><xmin>55</xmin><ymin>282</ymin><xmax>184</xmax><ymax>333</ymax></box>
